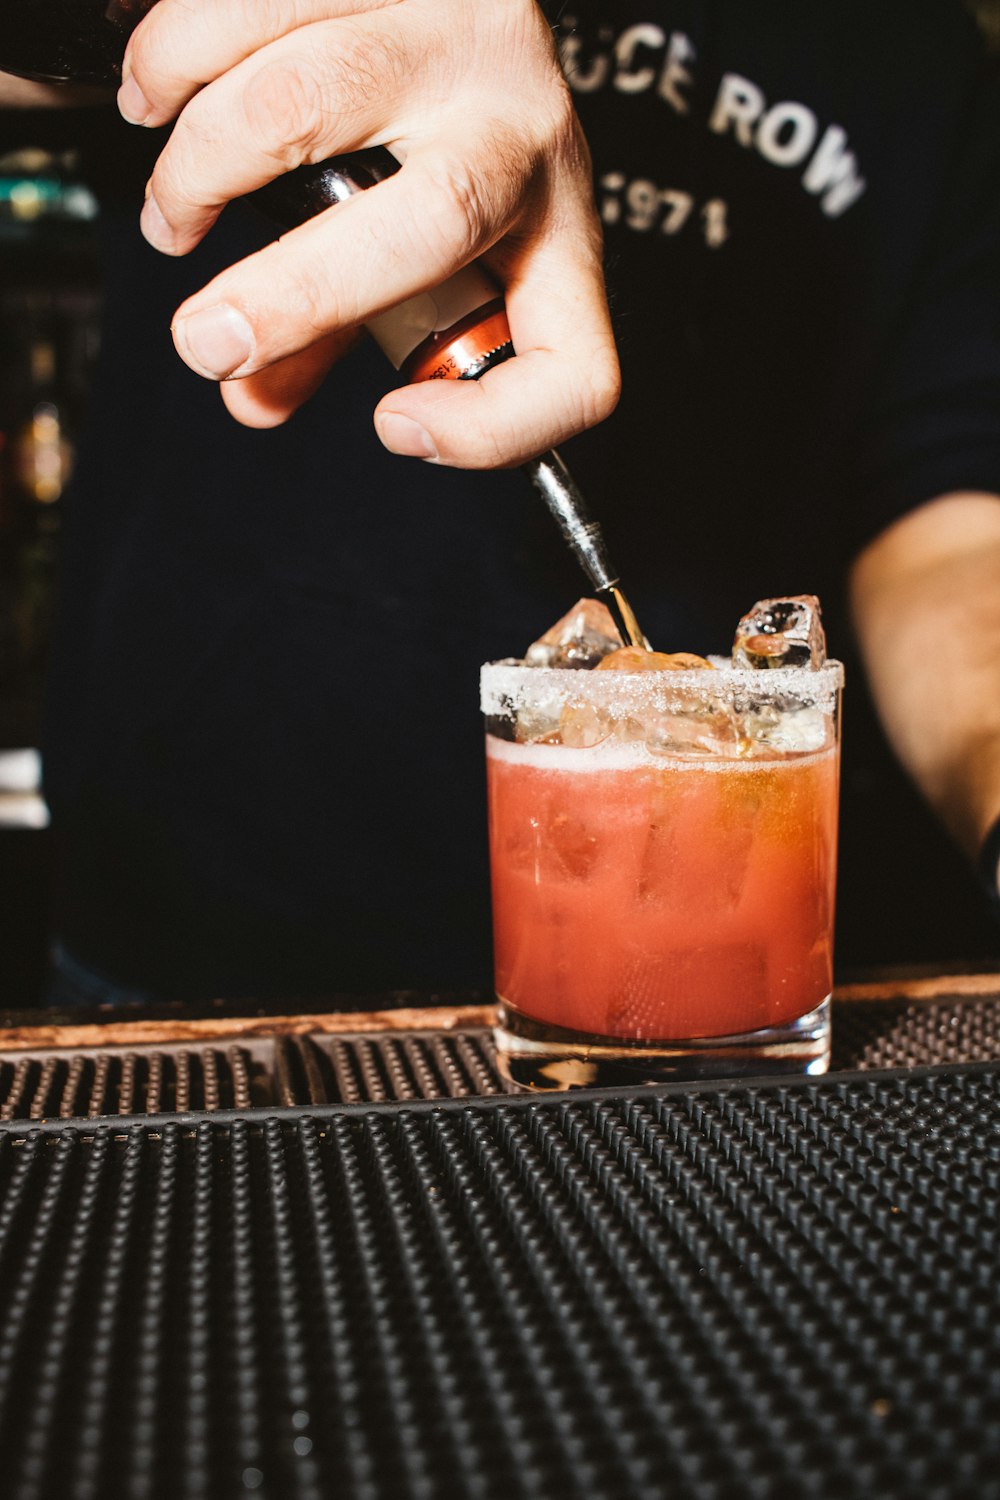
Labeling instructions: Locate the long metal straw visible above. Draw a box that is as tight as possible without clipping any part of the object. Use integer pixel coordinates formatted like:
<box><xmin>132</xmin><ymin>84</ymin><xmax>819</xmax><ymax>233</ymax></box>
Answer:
<box><xmin>524</xmin><ymin>451</ymin><xmax>647</xmax><ymax>648</ymax></box>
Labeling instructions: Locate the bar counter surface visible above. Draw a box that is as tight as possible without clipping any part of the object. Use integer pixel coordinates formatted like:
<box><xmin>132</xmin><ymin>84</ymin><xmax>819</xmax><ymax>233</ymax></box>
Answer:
<box><xmin>0</xmin><ymin>968</ymin><xmax>996</xmax><ymax>1499</ymax></box>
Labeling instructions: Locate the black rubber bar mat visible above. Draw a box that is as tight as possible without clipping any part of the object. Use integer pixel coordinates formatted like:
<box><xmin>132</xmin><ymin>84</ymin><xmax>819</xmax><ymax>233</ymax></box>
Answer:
<box><xmin>0</xmin><ymin>1063</ymin><xmax>997</xmax><ymax>1499</ymax></box>
<box><xmin>0</xmin><ymin>1029</ymin><xmax>507</xmax><ymax>1120</ymax></box>
<box><xmin>3</xmin><ymin>995</ymin><xmax>1000</xmax><ymax>1120</ymax></box>
<box><xmin>831</xmin><ymin>993</ymin><xmax>1000</xmax><ymax>1069</ymax></box>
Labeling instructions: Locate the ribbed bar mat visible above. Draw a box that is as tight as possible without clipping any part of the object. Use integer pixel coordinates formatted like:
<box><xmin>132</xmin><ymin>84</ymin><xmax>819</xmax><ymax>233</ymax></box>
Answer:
<box><xmin>2</xmin><ymin>994</ymin><xmax>1000</xmax><ymax>1121</ymax></box>
<box><xmin>0</xmin><ymin>1065</ymin><xmax>997</xmax><ymax>1499</ymax></box>
<box><xmin>831</xmin><ymin>994</ymin><xmax>1000</xmax><ymax>1070</ymax></box>
<box><xmin>0</xmin><ymin>1030</ymin><xmax>507</xmax><ymax>1120</ymax></box>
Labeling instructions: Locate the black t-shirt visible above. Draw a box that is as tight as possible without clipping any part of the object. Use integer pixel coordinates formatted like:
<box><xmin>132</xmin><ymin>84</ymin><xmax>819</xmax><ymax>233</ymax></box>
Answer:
<box><xmin>40</xmin><ymin>0</ymin><xmax>1000</xmax><ymax>997</ymax></box>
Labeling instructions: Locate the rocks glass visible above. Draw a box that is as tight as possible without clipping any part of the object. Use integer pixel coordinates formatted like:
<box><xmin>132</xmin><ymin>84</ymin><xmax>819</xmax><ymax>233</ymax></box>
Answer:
<box><xmin>481</xmin><ymin>656</ymin><xmax>843</xmax><ymax>1089</ymax></box>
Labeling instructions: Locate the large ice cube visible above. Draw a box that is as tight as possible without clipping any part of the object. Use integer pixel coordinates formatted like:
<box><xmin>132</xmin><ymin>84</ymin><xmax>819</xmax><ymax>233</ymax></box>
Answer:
<box><xmin>525</xmin><ymin>598</ymin><xmax>622</xmax><ymax>669</ymax></box>
<box><xmin>733</xmin><ymin>595</ymin><xmax>826</xmax><ymax>670</ymax></box>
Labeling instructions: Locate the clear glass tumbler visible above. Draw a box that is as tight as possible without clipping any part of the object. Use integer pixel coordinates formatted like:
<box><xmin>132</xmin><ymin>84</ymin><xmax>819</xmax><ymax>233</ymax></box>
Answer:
<box><xmin>481</xmin><ymin>658</ymin><xmax>843</xmax><ymax>1089</ymax></box>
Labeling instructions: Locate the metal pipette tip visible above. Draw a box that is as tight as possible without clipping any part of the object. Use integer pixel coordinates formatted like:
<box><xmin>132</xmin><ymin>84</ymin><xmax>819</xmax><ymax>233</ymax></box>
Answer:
<box><xmin>523</xmin><ymin>450</ymin><xmax>648</xmax><ymax>649</ymax></box>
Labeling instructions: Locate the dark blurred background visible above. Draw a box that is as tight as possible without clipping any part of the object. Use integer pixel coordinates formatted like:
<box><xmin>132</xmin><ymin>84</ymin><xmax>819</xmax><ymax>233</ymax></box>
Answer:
<box><xmin>0</xmin><ymin>134</ymin><xmax>100</xmax><ymax>1004</ymax></box>
<box><xmin>0</xmin><ymin>1</ymin><xmax>998</xmax><ymax>1006</ymax></box>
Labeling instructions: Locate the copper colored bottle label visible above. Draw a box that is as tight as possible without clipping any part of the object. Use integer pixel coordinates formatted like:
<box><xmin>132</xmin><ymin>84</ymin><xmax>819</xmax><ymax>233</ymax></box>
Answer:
<box><xmin>401</xmin><ymin>301</ymin><xmax>513</xmax><ymax>383</ymax></box>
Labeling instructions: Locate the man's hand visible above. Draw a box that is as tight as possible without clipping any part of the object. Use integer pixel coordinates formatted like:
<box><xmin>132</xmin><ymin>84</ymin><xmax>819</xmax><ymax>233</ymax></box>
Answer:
<box><xmin>850</xmin><ymin>492</ymin><xmax>1000</xmax><ymax>897</ymax></box>
<box><xmin>118</xmin><ymin>0</ymin><xmax>620</xmax><ymax>464</ymax></box>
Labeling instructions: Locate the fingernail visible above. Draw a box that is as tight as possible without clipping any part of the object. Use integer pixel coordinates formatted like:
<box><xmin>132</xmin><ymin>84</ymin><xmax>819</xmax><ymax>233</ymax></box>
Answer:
<box><xmin>375</xmin><ymin>413</ymin><xmax>439</xmax><ymax>461</ymax></box>
<box><xmin>172</xmin><ymin>305</ymin><xmax>256</xmax><ymax>380</ymax></box>
<box><xmin>118</xmin><ymin>74</ymin><xmax>152</xmax><ymax>125</ymax></box>
<box><xmin>140</xmin><ymin>190</ymin><xmax>176</xmax><ymax>251</ymax></box>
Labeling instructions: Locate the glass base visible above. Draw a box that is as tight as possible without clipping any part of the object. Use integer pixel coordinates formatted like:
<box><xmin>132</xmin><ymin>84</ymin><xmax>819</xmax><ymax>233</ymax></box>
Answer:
<box><xmin>494</xmin><ymin>997</ymin><xmax>831</xmax><ymax>1091</ymax></box>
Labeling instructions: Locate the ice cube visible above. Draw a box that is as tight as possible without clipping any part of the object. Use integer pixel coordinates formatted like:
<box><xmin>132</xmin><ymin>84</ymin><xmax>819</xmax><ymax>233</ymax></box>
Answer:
<box><xmin>525</xmin><ymin>598</ymin><xmax>623</xmax><ymax>669</ymax></box>
<box><xmin>558</xmin><ymin>703</ymin><xmax>613</xmax><ymax>749</ymax></box>
<box><xmin>588</xmin><ymin>646</ymin><xmax>725</xmax><ymax>751</ymax></box>
<box><xmin>741</xmin><ymin>703</ymin><xmax>829</xmax><ymax>753</ymax></box>
<box><xmin>514</xmin><ymin>705</ymin><xmax>563</xmax><ymax>744</ymax></box>
<box><xmin>732</xmin><ymin>595</ymin><xmax>826</xmax><ymax>670</ymax></box>
<box><xmin>546</xmin><ymin>811</ymin><xmax>601</xmax><ymax>879</ymax></box>
<box><xmin>644</xmin><ymin>707</ymin><xmax>741</xmax><ymax>756</ymax></box>
<box><xmin>596</xmin><ymin>648</ymin><xmax>713</xmax><ymax>672</ymax></box>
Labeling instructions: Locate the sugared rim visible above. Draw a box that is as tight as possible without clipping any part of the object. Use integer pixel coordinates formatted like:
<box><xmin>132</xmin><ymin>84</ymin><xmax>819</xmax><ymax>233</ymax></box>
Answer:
<box><xmin>480</xmin><ymin>657</ymin><xmax>844</xmax><ymax>716</ymax></box>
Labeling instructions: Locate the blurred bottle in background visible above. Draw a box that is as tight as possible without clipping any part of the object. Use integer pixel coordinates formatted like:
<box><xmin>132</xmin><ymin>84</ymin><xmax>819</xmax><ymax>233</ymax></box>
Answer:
<box><xmin>9</xmin><ymin>329</ymin><xmax>75</xmax><ymax>668</ymax></box>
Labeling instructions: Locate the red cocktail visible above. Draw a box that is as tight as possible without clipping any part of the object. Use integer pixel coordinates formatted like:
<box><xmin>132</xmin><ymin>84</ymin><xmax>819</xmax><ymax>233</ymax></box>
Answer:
<box><xmin>481</xmin><ymin>649</ymin><xmax>842</xmax><ymax>1088</ymax></box>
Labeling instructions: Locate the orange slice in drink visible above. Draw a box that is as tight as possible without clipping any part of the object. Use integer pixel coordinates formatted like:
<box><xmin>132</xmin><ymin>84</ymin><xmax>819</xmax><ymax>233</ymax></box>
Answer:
<box><xmin>596</xmin><ymin>648</ymin><xmax>713</xmax><ymax>672</ymax></box>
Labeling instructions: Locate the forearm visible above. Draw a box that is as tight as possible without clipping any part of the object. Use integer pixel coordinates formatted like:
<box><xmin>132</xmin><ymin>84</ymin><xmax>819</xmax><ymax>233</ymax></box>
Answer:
<box><xmin>849</xmin><ymin>492</ymin><xmax>1000</xmax><ymax>864</ymax></box>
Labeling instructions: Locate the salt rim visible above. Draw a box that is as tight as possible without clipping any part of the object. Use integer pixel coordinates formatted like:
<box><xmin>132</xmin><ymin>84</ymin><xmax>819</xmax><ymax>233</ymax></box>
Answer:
<box><xmin>480</xmin><ymin>657</ymin><xmax>844</xmax><ymax>717</ymax></box>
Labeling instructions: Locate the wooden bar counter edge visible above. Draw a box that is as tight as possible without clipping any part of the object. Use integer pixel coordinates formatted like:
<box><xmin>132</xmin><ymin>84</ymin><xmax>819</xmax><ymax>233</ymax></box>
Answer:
<box><xmin>0</xmin><ymin>965</ymin><xmax>997</xmax><ymax>1054</ymax></box>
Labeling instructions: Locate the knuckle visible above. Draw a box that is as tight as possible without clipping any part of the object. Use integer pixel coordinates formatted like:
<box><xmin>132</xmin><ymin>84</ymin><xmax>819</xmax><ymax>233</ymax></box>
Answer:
<box><xmin>420</xmin><ymin>158</ymin><xmax>500</xmax><ymax>266</ymax></box>
<box><xmin>252</xmin><ymin>0</ymin><xmax>304</xmax><ymax>39</ymax></box>
<box><xmin>538</xmin><ymin>94</ymin><xmax>592</xmax><ymax>189</ymax></box>
<box><xmin>128</xmin><ymin>0</ymin><xmax>198</xmax><ymax>102</ymax></box>
<box><xmin>239</xmin><ymin>26</ymin><xmax>409</xmax><ymax>168</ymax></box>
<box><xmin>483</xmin><ymin>415</ymin><xmax>512</xmax><ymax>468</ymax></box>
<box><xmin>464</xmin><ymin>417</ymin><xmax>509</xmax><ymax>471</ymax></box>
<box><xmin>580</xmin><ymin>348</ymin><xmax>622</xmax><ymax>426</ymax></box>
<box><xmin>319</xmin><ymin>25</ymin><xmax>409</xmax><ymax>122</ymax></box>
<box><xmin>439</xmin><ymin>172</ymin><xmax>489</xmax><ymax>258</ymax></box>
<box><xmin>126</xmin><ymin>20</ymin><xmax>166</xmax><ymax>101</ymax></box>
<box><xmin>274</xmin><ymin>247</ymin><xmax>340</xmax><ymax>338</ymax></box>
<box><xmin>540</xmin><ymin>80</ymin><xmax>579</xmax><ymax>149</ymax></box>
<box><xmin>152</xmin><ymin>114</ymin><xmax>219</xmax><ymax>213</ymax></box>
<box><xmin>240</xmin><ymin>56</ymin><xmax>330</xmax><ymax>166</ymax></box>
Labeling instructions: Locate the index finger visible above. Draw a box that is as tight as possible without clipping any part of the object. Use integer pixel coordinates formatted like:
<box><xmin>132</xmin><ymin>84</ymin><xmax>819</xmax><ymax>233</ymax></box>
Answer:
<box><xmin>139</xmin><ymin>11</ymin><xmax>427</xmax><ymax>254</ymax></box>
<box><xmin>167</xmin><ymin>131</ymin><xmax>534</xmax><ymax>376</ymax></box>
<box><xmin>119</xmin><ymin>0</ymin><xmax>394</xmax><ymax>125</ymax></box>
